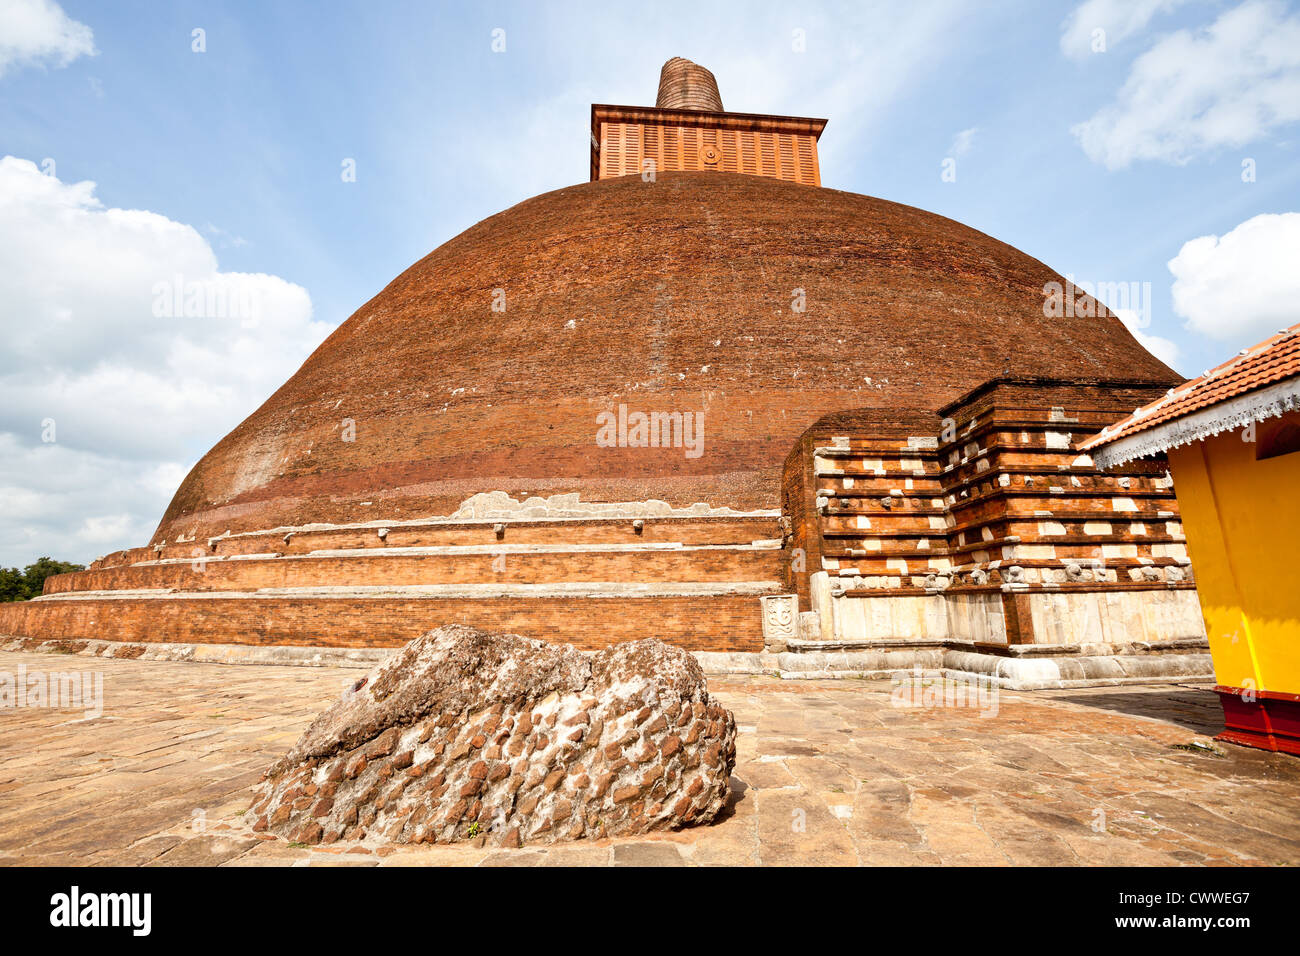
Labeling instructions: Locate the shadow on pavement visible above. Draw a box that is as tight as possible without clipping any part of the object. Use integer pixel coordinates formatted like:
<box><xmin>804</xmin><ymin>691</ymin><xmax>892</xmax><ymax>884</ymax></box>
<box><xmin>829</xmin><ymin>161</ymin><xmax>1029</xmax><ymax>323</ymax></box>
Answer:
<box><xmin>1051</xmin><ymin>686</ymin><xmax>1224</xmax><ymax>737</ymax></box>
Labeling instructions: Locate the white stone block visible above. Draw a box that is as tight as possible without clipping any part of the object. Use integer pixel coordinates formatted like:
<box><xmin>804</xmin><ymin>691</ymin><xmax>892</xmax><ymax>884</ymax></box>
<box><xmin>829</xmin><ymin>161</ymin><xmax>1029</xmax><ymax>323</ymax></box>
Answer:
<box><xmin>1018</xmin><ymin>544</ymin><xmax>1057</xmax><ymax>559</ymax></box>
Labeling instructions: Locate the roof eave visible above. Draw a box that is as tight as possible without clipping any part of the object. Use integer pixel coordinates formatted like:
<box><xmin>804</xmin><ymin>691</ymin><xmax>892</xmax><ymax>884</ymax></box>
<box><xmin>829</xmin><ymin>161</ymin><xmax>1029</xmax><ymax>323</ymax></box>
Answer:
<box><xmin>1087</xmin><ymin>375</ymin><xmax>1300</xmax><ymax>469</ymax></box>
<box><xmin>591</xmin><ymin>103</ymin><xmax>828</xmax><ymax>139</ymax></box>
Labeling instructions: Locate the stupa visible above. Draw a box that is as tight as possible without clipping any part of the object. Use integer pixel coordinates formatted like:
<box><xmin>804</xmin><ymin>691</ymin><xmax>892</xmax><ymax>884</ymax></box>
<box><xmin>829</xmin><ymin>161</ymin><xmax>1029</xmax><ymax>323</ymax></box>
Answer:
<box><xmin>0</xmin><ymin>59</ymin><xmax>1209</xmax><ymax>685</ymax></box>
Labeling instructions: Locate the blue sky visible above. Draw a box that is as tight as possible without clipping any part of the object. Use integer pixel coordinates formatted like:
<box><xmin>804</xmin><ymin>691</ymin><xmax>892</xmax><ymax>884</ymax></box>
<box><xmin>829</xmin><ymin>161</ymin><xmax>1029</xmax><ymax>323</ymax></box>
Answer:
<box><xmin>1</xmin><ymin>0</ymin><xmax>1298</xmax><ymax>566</ymax></box>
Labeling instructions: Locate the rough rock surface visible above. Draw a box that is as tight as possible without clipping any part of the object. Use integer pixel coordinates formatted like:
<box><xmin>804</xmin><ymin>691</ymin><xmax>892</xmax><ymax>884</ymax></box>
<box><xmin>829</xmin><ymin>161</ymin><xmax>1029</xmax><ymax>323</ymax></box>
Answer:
<box><xmin>449</xmin><ymin>491</ymin><xmax>744</xmax><ymax>520</ymax></box>
<box><xmin>247</xmin><ymin>625</ymin><xmax>737</xmax><ymax>847</ymax></box>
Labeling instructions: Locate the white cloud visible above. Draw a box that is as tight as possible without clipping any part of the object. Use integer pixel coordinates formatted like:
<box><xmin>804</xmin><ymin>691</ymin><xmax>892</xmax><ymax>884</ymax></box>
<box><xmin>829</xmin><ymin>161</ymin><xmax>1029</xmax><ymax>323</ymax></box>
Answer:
<box><xmin>1114</xmin><ymin>307</ymin><xmax>1182</xmax><ymax>369</ymax></box>
<box><xmin>0</xmin><ymin>0</ymin><xmax>95</xmax><ymax>76</ymax></box>
<box><xmin>1168</xmin><ymin>211</ymin><xmax>1300</xmax><ymax>348</ymax></box>
<box><xmin>1060</xmin><ymin>0</ymin><xmax>1192</xmax><ymax>60</ymax></box>
<box><xmin>79</xmin><ymin>513</ymin><xmax>134</xmax><ymax>544</ymax></box>
<box><xmin>0</xmin><ymin>156</ymin><xmax>332</xmax><ymax>566</ymax></box>
<box><xmin>0</xmin><ymin>435</ymin><xmax>175</xmax><ymax>567</ymax></box>
<box><xmin>949</xmin><ymin>127</ymin><xmax>977</xmax><ymax>157</ymax></box>
<box><xmin>1072</xmin><ymin>0</ymin><xmax>1300</xmax><ymax>169</ymax></box>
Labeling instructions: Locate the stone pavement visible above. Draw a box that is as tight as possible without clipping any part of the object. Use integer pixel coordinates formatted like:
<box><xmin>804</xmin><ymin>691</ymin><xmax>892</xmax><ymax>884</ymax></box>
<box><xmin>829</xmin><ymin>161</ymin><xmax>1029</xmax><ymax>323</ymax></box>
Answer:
<box><xmin>1</xmin><ymin>648</ymin><xmax>1298</xmax><ymax>866</ymax></box>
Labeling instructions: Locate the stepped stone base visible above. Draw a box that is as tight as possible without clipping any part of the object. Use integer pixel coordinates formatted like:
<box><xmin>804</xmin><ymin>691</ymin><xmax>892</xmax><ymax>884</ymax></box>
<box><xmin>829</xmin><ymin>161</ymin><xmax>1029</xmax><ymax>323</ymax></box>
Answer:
<box><xmin>0</xmin><ymin>483</ymin><xmax>1211</xmax><ymax>690</ymax></box>
<box><xmin>0</xmin><ymin>634</ymin><xmax>389</xmax><ymax>669</ymax></box>
<box><xmin>0</xmin><ymin>509</ymin><xmax>785</xmax><ymax>656</ymax></box>
<box><xmin>762</xmin><ymin>638</ymin><xmax>1212</xmax><ymax>689</ymax></box>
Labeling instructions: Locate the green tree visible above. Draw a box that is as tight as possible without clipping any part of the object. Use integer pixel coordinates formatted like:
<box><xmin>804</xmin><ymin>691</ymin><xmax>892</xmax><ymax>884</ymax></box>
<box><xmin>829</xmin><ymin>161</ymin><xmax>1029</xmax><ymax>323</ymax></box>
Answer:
<box><xmin>0</xmin><ymin>567</ymin><xmax>26</xmax><ymax>602</ymax></box>
<box><xmin>7</xmin><ymin>558</ymin><xmax>86</xmax><ymax>600</ymax></box>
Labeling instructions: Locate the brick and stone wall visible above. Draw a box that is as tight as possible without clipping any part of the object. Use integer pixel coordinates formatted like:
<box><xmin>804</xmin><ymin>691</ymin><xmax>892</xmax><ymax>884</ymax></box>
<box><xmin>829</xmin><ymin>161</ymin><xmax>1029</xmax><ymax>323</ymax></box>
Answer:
<box><xmin>0</xmin><ymin>591</ymin><xmax>770</xmax><ymax>652</ymax></box>
<box><xmin>781</xmin><ymin>379</ymin><xmax>1208</xmax><ymax>648</ymax></box>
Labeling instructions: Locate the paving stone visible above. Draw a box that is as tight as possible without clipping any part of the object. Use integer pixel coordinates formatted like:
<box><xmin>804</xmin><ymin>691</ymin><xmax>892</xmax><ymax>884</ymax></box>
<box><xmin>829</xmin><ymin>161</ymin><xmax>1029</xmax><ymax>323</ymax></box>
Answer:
<box><xmin>732</xmin><ymin>759</ymin><xmax>796</xmax><ymax>790</ymax></box>
<box><xmin>92</xmin><ymin>835</ymin><xmax>182</xmax><ymax>867</ymax></box>
<box><xmin>146</xmin><ymin>835</ymin><xmax>261</xmax><ymax>867</ymax></box>
<box><xmin>538</xmin><ymin>845</ymin><xmax>615</xmax><ymax>867</ymax></box>
<box><xmin>755</xmin><ymin>790</ymin><xmax>858</xmax><ymax>866</ymax></box>
<box><xmin>3</xmin><ymin>649</ymin><xmax>1300</xmax><ymax>867</ymax></box>
<box><xmin>478</xmin><ymin>850</ymin><xmax>549</xmax><ymax>867</ymax></box>
<box><xmin>376</xmin><ymin>846</ymin><xmax>491</xmax><ymax>867</ymax></box>
<box><xmin>612</xmin><ymin>842</ymin><xmax>688</xmax><ymax>866</ymax></box>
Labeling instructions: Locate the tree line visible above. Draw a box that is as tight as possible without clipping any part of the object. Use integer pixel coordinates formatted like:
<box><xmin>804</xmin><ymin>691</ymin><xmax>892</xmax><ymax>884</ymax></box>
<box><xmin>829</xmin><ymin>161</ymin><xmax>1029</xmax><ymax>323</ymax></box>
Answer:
<box><xmin>0</xmin><ymin>558</ymin><xmax>85</xmax><ymax>602</ymax></box>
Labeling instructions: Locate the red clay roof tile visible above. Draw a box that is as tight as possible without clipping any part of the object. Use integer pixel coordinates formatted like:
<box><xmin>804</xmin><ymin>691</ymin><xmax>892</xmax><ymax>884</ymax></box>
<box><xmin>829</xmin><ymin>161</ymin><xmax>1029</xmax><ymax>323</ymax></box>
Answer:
<box><xmin>1082</xmin><ymin>322</ymin><xmax>1300</xmax><ymax>451</ymax></box>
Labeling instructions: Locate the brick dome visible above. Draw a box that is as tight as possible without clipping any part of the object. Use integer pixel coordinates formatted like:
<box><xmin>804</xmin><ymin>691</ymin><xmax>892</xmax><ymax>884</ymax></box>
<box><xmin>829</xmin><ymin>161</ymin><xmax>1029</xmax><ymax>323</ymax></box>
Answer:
<box><xmin>152</xmin><ymin>171</ymin><xmax>1176</xmax><ymax>544</ymax></box>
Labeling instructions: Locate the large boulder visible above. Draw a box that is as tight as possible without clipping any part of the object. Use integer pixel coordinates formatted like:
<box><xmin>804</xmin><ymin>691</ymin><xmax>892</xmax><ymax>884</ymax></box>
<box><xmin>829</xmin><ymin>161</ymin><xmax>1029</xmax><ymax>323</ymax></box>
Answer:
<box><xmin>248</xmin><ymin>625</ymin><xmax>737</xmax><ymax>847</ymax></box>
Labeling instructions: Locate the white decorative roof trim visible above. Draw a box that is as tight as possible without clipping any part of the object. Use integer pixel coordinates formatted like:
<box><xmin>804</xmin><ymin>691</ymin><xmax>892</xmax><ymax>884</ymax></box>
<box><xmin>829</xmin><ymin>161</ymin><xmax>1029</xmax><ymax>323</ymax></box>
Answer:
<box><xmin>1091</xmin><ymin>376</ymin><xmax>1300</xmax><ymax>469</ymax></box>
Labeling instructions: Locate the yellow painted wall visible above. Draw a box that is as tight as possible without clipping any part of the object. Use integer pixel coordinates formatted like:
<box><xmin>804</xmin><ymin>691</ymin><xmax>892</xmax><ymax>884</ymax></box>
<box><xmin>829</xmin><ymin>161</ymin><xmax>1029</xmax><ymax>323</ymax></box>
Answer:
<box><xmin>1168</xmin><ymin>432</ymin><xmax>1300</xmax><ymax>695</ymax></box>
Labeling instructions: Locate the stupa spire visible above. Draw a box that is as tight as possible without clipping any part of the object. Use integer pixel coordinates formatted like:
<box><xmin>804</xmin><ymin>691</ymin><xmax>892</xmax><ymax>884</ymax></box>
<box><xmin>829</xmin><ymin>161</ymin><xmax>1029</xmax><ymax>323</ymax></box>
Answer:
<box><xmin>591</xmin><ymin>58</ymin><xmax>826</xmax><ymax>185</ymax></box>
<box><xmin>655</xmin><ymin>57</ymin><xmax>723</xmax><ymax>112</ymax></box>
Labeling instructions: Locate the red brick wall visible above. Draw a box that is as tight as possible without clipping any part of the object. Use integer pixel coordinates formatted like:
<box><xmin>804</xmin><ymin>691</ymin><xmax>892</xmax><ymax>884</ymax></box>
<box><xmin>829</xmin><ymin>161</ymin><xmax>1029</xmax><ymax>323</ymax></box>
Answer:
<box><xmin>48</xmin><ymin>548</ymin><xmax>781</xmax><ymax>595</ymax></box>
<box><xmin>90</xmin><ymin>516</ymin><xmax>778</xmax><ymax>571</ymax></box>
<box><xmin>0</xmin><ymin>594</ymin><xmax>764</xmax><ymax>653</ymax></box>
<box><xmin>11</xmin><ymin>514</ymin><xmax>781</xmax><ymax>653</ymax></box>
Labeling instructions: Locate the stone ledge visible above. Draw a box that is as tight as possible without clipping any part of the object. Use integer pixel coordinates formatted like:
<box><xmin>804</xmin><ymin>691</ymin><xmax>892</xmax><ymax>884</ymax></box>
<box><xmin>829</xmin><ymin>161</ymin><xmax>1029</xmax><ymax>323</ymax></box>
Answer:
<box><xmin>964</xmin><ymin>636</ymin><xmax>1210</xmax><ymax>657</ymax></box>
<box><xmin>134</xmin><ymin>540</ymin><xmax>785</xmax><ymax>566</ymax></box>
<box><xmin>0</xmin><ymin>635</ymin><xmax>1216</xmax><ymax>689</ymax></box>
<box><xmin>693</xmin><ymin>651</ymin><xmax>780</xmax><ymax>674</ymax></box>
<box><xmin>4</xmin><ymin>635</ymin><xmax>773</xmax><ymax>676</ymax></box>
<box><xmin>30</xmin><ymin>581</ymin><xmax>783</xmax><ymax>601</ymax></box>
<box><xmin>780</xmin><ymin>635</ymin><xmax>1209</xmax><ymax>656</ymax></box>
<box><xmin>941</xmin><ymin>649</ymin><xmax>1213</xmax><ymax>690</ymax></box>
<box><xmin>782</xmin><ymin>637</ymin><xmax>950</xmax><ymax>653</ymax></box>
<box><xmin>0</xmin><ymin>635</ymin><xmax>387</xmax><ymax>668</ymax></box>
<box><xmin>183</xmin><ymin>500</ymin><xmax>782</xmax><ymax>546</ymax></box>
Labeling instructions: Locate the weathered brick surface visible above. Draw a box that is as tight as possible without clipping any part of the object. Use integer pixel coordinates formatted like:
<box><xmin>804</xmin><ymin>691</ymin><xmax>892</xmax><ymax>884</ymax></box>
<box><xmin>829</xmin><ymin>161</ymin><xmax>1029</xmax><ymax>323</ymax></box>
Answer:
<box><xmin>150</xmin><ymin>172</ymin><xmax>1175</xmax><ymax>545</ymax></box>
<box><xmin>10</xmin><ymin>169</ymin><xmax>1181</xmax><ymax>655</ymax></box>
<box><xmin>0</xmin><ymin>593</ymin><xmax>766</xmax><ymax>652</ymax></box>
<box><xmin>249</xmin><ymin>626</ymin><xmax>737</xmax><ymax>847</ymax></box>
<box><xmin>90</xmin><ymin>515</ymin><xmax>779</xmax><ymax>571</ymax></box>
<box><xmin>8</xmin><ymin>514</ymin><xmax>780</xmax><ymax>653</ymax></box>
<box><xmin>47</xmin><ymin>547</ymin><xmax>781</xmax><ymax>595</ymax></box>
<box><xmin>656</xmin><ymin>57</ymin><xmax>724</xmax><ymax>111</ymax></box>
<box><xmin>780</xmin><ymin>380</ymin><xmax>1195</xmax><ymax>642</ymax></box>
